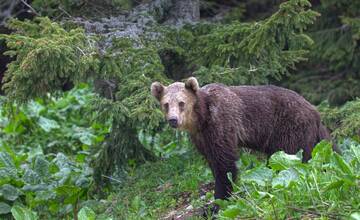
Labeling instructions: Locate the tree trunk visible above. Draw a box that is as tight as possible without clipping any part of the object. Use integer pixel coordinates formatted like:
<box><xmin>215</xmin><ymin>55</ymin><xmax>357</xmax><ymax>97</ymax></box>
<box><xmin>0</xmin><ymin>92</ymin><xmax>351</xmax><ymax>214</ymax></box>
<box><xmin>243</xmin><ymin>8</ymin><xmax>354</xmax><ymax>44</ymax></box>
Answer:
<box><xmin>167</xmin><ymin>0</ymin><xmax>200</xmax><ymax>24</ymax></box>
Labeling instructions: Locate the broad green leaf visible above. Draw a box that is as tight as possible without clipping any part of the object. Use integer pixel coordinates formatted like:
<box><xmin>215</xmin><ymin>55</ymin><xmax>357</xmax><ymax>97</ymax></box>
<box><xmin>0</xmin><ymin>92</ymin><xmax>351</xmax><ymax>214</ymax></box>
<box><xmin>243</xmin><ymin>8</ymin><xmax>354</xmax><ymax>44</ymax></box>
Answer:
<box><xmin>34</xmin><ymin>156</ymin><xmax>50</xmax><ymax>178</ymax></box>
<box><xmin>242</xmin><ymin>166</ymin><xmax>273</xmax><ymax>186</ymax></box>
<box><xmin>11</xmin><ymin>205</ymin><xmax>38</xmax><ymax>220</ymax></box>
<box><xmin>332</xmin><ymin>153</ymin><xmax>353</xmax><ymax>175</ymax></box>
<box><xmin>64</xmin><ymin>190</ymin><xmax>85</xmax><ymax>204</ymax></box>
<box><xmin>350</xmin><ymin>145</ymin><xmax>360</xmax><ymax>164</ymax></box>
<box><xmin>219</xmin><ymin>200</ymin><xmax>254</xmax><ymax>218</ymax></box>
<box><xmin>78</xmin><ymin>207</ymin><xmax>96</xmax><ymax>220</ymax></box>
<box><xmin>351</xmin><ymin>212</ymin><xmax>360</xmax><ymax>220</ymax></box>
<box><xmin>3</xmin><ymin>111</ymin><xmax>27</xmax><ymax>134</ymax></box>
<box><xmin>22</xmin><ymin>169</ymin><xmax>40</xmax><ymax>185</ymax></box>
<box><xmin>72</xmin><ymin>128</ymin><xmax>95</xmax><ymax>146</ymax></box>
<box><xmin>0</xmin><ymin>152</ymin><xmax>15</xmax><ymax>169</ymax></box>
<box><xmin>0</xmin><ymin>184</ymin><xmax>20</xmax><ymax>201</ymax></box>
<box><xmin>76</xmin><ymin>152</ymin><xmax>87</xmax><ymax>163</ymax></box>
<box><xmin>311</xmin><ymin>141</ymin><xmax>333</xmax><ymax>163</ymax></box>
<box><xmin>55</xmin><ymin>185</ymin><xmax>82</xmax><ymax>204</ymax></box>
<box><xmin>48</xmin><ymin>201</ymin><xmax>60</xmax><ymax>214</ymax></box>
<box><xmin>79</xmin><ymin>134</ymin><xmax>95</xmax><ymax>146</ymax></box>
<box><xmin>269</xmin><ymin>151</ymin><xmax>302</xmax><ymax>171</ymax></box>
<box><xmin>221</xmin><ymin>205</ymin><xmax>241</xmax><ymax>218</ymax></box>
<box><xmin>26</xmin><ymin>101</ymin><xmax>44</xmax><ymax>117</ymax></box>
<box><xmin>75</xmin><ymin>177</ymin><xmax>91</xmax><ymax>188</ymax></box>
<box><xmin>325</xmin><ymin>179</ymin><xmax>344</xmax><ymax>191</ymax></box>
<box><xmin>53</xmin><ymin>167</ymin><xmax>71</xmax><ymax>185</ymax></box>
<box><xmin>0</xmin><ymin>202</ymin><xmax>11</xmax><ymax>214</ymax></box>
<box><xmin>35</xmin><ymin>190</ymin><xmax>56</xmax><ymax>201</ymax></box>
<box><xmin>54</xmin><ymin>153</ymin><xmax>71</xmax><ymax>169</ymax></box>
<box><xmin>55</xmin><ymin>185</ymin><xmax>81</xmax><ymax>196</ymax></box>
<box><xmin>272</xmin><ymin>168</ymin><xmax>299</xmax><ymax>188</ymax></box>
<box><xmin>0</xmin><ymin>167</ymin><xmax>18</xmax><ymax>181</ymax></box>
<box><xmin>22</xmin><ymin>184</ymin><xmax>49</xmax><ymax>192</ymax></box>
<box><xmin>38</xmin><ymin>116</ymin><xmax>60</xmax><ymax>132</ymax></box>
<box><xmin>27</xmin><ymin>145</ymin><xmax>43</xmax><ymax>161</ymax></box>
<box><xmin>48</xmin><ymin>162</ymin><xmax>60</xmax><ymax>174</ymax></box>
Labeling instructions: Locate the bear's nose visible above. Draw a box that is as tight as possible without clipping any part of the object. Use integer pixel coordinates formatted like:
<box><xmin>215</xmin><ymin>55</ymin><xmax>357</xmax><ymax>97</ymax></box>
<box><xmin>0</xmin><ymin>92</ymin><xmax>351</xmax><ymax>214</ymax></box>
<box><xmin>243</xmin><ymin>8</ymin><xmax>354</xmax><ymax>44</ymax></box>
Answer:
<box><xmin>168</xmin><ymin>118</ymin><xmax>178</xmax><ymax>128</ymax></box>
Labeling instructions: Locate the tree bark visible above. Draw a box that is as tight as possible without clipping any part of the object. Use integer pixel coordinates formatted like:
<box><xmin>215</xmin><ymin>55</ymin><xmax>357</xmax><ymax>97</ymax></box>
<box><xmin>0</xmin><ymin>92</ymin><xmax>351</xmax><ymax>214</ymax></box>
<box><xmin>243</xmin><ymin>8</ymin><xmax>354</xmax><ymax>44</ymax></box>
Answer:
<box><xmin>168</xmin><ymin>0</ymin><xmax>200</xmax><ymax>24</ymax></box>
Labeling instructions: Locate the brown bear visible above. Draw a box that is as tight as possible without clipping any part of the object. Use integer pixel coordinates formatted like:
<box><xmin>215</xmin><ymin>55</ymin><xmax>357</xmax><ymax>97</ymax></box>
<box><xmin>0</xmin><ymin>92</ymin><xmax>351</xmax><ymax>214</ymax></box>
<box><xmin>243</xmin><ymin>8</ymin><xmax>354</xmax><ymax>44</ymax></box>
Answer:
<box><xmin>151</xmin><ymin>77</ymin><xmax>332</xmax><ymax>201</ymax></box>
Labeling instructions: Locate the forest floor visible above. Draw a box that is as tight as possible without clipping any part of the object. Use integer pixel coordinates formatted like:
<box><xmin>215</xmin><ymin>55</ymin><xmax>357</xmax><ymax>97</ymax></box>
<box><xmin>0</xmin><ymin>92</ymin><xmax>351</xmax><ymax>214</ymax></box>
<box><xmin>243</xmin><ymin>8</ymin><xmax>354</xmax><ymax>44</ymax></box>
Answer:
<box><xmin>161</xmin><ymin>182</ymin><xmax>214</xmax><ymax>220</ymax></box>
<box><xmin>103</xmin><ymin>141</ymin><xmax>360</xmax><ymax>220</ymax></box>
<box><xmin>104</xmin><ymin>149</ymin><xmax>268</xmax><ymax>219</ymax></box>
<box><xmin>105</xmin><ymin>152</ymin><xmax>216</xmax><ymax>219</ymax></box>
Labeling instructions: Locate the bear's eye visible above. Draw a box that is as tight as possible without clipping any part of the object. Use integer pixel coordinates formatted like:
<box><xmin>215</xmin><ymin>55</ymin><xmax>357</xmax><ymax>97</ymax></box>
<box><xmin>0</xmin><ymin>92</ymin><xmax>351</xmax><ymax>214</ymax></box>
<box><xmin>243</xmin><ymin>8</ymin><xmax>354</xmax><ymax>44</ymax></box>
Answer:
<box><xmin>179</xmin><ymin>101</ymin><xmax>185</xmax><ymax>111</ymax></box>
<box><xmin>163</xmin><ymin>103</ymin><xmax>169</xmax><ymax>112</ymax></box>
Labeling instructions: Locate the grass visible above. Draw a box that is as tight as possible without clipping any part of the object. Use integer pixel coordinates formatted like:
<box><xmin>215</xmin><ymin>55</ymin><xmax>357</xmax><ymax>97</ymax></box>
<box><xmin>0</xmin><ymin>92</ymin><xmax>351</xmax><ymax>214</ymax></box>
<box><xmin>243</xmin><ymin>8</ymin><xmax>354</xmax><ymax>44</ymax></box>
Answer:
<box><xmin>104</xmin><ymin>151</ymin><xmax>213</xmax><ymax>219</ymax></box>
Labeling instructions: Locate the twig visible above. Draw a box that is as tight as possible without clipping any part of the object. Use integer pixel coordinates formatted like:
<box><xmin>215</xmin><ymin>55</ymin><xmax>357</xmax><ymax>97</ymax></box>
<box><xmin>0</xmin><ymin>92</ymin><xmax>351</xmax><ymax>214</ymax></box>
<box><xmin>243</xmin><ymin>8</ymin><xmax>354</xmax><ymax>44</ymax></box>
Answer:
<box><xmin>19</xmin><ymin>0</ymin><xmax>39</xmax><ymax>16</ymax></box>
<box><xmin>101</xmin><ymin>174</ymin><xmax>122</xmax><ymax>183</ymax></box>
<box><xmin>53</xmin><ymin>12</ymin><xmax>65</xmax><ymax>21</ymax></box>
<box><xmin>58</xmin><ymin>6</ymin><xmax>73</xmax><ymax>18</ymax></box>
<box><xmin>76</xmin><ymin>46</ymin><xmax>86</xmax><ymax>56</ymax></box>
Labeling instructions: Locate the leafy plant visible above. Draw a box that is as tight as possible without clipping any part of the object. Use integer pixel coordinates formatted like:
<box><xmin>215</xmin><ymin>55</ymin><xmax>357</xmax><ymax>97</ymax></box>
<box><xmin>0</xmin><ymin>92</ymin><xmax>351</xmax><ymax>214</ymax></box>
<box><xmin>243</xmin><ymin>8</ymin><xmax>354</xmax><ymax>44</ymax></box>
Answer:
<box><xmin>218</xmin><ymin>141</ymin><xmax>360</xmax><ymax>219</ymax></box>
<box><xmin>0</xmin><ymin>144</ymin><xmax>94</xmax><ymax>218</ymax></box>
<box><xmin>0</xmin><ymin>85</ymin><xmax>110</xmax><ymax>219</ymax></box>
<box><xmin>11</xmin><ymin>205</ymin><xmax>38</xmax><ymax>220</ymax></box>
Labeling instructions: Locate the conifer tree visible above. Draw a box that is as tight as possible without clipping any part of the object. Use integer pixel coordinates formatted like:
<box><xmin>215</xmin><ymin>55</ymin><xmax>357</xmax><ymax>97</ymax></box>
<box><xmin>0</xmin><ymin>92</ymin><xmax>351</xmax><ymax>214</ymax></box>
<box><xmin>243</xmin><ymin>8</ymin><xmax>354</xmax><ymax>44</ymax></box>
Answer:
<box><xmin>2</xmin><ymin>0</ymin><xmax>350</xmax><ymax>185</ymax></box>
<box><xmin>284</xmin><ymin>0</ymin><xmax>360</xmax><ymax>105</ymax></box>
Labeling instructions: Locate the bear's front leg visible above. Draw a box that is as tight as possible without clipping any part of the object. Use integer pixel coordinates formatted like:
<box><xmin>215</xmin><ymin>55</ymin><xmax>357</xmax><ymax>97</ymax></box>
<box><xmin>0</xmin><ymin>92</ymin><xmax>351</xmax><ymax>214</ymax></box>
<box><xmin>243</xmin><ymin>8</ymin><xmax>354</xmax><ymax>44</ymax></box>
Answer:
<box><xmin>202</xmin><ymin>160</ymin><xmax>238</xmax><ymax>217</ymax></box>
<box><xmin>210</xmin><ymin>160</ymin><xmax>238</xmax><ymax>200</ymax></box>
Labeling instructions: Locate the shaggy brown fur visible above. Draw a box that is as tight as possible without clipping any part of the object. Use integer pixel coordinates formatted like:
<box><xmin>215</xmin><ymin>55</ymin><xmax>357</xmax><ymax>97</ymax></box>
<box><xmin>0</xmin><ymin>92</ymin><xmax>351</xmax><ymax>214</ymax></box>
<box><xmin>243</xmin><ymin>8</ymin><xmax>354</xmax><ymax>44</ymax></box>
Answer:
<box><xmin>151</xmin><ymin>77</ymin><xmax>333</xmax><ymax>200</ymax></box>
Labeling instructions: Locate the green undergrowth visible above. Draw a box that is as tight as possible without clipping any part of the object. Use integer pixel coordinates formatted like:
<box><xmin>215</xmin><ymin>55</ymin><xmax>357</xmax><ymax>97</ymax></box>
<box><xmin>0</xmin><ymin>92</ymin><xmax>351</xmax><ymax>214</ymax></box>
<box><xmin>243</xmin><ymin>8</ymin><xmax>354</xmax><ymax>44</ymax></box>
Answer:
<box><xmin>0</xmin><ymin>85</ymin><xmax>111</xmax><ymax>219</ymax></box>
<box><xmin>107</xmin><ymin>141</ymin><xmax>360</xmax><ymax>220</ymax></box>
<box><xmin>218</xmin><ymin>140</ymin><xmax>360</xmax><ymax>219</ymax></box>
<box><xmin>106</xmin><ymin>152</ymin><xmax>213</xmax><ymax>219</ymax></box>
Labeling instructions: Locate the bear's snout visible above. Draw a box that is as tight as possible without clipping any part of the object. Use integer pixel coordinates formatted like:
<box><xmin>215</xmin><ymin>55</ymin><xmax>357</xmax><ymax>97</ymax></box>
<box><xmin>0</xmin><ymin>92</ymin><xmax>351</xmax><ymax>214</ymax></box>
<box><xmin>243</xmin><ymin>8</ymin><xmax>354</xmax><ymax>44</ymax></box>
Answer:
<box><xmin>168</xmin><ymin>118</ymin><xmax>178</xmax><ymax>128</ymax></box>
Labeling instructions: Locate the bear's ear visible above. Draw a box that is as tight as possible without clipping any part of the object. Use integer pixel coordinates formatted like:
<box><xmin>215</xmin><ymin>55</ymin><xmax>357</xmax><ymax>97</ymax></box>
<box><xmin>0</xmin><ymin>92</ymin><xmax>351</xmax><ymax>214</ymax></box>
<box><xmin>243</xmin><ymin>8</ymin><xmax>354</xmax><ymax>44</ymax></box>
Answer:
<box><xmin>185</xmin><ymin>77</ymin><xmax>199</xmax><ymax>93</ymax></box>
<box><xmin>151</xmin><ymin>82</ymin><xmax>165</xmax><ymax>101</ymax></box>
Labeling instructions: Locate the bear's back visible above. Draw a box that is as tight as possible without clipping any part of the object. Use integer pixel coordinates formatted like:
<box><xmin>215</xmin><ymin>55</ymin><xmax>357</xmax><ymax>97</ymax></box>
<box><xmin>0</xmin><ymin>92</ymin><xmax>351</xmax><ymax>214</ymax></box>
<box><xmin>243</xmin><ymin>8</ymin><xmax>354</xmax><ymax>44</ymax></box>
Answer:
<box><xmin>198</xmin><ymin>83</ymin><xmax>321</xmax><ymax>154</ymax></box>
<box><xmin>201</xmin><ymin>83</ymin><xmax>316</xmax><ymax>114</ymax></box>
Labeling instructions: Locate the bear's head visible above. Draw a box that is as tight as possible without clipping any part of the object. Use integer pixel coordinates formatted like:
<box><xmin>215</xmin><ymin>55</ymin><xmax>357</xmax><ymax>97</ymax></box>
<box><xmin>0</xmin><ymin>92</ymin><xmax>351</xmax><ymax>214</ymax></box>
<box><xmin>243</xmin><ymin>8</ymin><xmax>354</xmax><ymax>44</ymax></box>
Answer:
<box><xmin>151</xmin><ymin>77</ymin><xmax>199</xmax><ymax>131</ymax></box>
